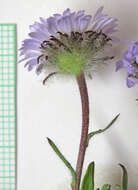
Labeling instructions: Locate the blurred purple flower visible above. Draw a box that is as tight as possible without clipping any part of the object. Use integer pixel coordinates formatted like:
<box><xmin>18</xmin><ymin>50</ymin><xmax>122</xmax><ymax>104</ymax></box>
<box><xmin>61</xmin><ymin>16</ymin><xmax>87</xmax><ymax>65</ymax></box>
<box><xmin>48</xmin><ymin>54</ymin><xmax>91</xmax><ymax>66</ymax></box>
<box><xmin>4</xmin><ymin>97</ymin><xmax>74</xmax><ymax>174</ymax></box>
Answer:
<box><xmin>116</xmin><ymin>41</ymin><xmax>138</xmax><ymax>88</ymax></box>
<box><xmin>20</xmin><ymin>7</ymin><xmax>118</xmax><ymax>75</ymax></box>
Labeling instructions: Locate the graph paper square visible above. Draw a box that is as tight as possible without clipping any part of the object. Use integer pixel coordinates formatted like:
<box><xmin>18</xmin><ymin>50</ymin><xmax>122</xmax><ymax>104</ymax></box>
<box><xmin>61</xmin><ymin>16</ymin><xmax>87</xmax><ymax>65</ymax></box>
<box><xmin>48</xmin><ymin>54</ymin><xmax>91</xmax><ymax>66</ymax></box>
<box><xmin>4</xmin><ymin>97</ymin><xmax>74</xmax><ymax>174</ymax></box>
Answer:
<box><xmin>0</xmin><ymin>24</ymin><xmax>16</xmax><ymax>190</ymax></box>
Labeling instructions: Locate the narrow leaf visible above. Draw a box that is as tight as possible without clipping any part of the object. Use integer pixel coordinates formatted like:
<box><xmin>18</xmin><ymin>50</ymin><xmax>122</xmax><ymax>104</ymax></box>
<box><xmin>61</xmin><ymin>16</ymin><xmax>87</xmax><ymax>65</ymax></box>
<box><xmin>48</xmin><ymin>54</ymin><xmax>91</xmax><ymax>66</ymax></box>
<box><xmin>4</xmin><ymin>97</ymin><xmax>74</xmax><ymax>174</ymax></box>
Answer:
<box><xmin>119</xmin><ymin>164</ymin><xmax>128</xmax><ymax>190</ymax></box>
<box><xmin>47</xmin><ymin>138</ymin><xmax>76</xmax><ymax>187</ymax></box>
<box><xmin>87</xmin><ymin>114</ymin><xmax>120</xmax><ymax>146</ymax></box>
<box><xmin>101</xmin><ymin>184</ymin><xmax>111</xmax><ymax>190</ymax></box>
<box><xmin>81</xmin><ymin>162</ymin><xmax>95</xmax><ymax>190</ymax></box>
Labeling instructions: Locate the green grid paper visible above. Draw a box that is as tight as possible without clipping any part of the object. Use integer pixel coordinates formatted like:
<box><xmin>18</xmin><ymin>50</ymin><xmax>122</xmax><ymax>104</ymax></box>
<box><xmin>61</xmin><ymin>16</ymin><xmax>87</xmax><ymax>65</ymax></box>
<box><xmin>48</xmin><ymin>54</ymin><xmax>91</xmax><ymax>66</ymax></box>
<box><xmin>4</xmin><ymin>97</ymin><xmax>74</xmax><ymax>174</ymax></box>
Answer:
<box><xmin>0</xmin><ymin>24</ymin><xmax>16</xmax><ymax>190</ymax></box>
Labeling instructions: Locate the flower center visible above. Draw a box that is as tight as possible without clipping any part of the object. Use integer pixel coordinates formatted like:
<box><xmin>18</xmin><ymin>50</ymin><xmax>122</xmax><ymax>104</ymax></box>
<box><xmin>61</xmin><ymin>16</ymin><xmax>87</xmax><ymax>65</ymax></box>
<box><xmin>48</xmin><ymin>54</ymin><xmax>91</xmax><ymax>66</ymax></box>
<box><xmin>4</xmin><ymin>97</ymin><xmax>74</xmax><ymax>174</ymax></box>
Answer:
<box><xmin>130</xmin><ymin>62</ymin><xmax>138</xmax><ymax>79</ymax></box>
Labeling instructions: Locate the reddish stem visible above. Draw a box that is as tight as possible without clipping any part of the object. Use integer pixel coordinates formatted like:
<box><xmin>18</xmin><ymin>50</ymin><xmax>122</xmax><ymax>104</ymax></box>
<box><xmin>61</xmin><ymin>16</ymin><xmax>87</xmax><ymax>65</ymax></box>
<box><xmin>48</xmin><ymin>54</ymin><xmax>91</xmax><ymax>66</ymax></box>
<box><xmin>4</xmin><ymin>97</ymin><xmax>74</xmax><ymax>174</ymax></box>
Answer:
<box><xmin>74</xmin><ymin>73</ymin><xmax>89</xmax><ymax>190</ymax></box>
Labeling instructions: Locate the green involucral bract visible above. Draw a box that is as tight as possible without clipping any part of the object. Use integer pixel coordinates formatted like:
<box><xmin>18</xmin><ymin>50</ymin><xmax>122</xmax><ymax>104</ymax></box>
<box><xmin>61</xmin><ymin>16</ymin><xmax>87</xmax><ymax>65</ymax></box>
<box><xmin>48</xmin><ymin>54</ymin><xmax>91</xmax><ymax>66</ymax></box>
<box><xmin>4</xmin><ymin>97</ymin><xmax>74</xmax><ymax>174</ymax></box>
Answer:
<box><xmin>55</xmin><ymin>49</ymin><xmax>88</xmax><ymax>76</ymax></box>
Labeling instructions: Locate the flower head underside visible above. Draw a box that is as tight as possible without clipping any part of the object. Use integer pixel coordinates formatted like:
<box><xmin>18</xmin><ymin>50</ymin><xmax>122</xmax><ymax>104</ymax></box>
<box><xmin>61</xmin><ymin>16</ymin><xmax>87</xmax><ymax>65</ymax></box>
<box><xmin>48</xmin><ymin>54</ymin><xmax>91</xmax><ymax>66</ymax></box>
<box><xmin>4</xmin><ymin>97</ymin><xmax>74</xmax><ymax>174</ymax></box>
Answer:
<box><xmin>20</xmin><ymin>7</ymin><xmax>118</xmax><ymax>77</ymax></box>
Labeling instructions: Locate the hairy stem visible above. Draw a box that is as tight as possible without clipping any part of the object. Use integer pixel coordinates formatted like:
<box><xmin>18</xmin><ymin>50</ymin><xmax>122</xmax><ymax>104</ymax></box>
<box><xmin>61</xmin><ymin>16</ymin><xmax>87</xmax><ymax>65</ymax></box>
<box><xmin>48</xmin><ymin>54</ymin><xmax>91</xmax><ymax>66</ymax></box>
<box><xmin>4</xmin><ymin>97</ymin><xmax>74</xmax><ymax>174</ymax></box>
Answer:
<box><xmin>74</xmin><ymin>73</ymin><xmax>89</xmax><ymax>190</ymax></box>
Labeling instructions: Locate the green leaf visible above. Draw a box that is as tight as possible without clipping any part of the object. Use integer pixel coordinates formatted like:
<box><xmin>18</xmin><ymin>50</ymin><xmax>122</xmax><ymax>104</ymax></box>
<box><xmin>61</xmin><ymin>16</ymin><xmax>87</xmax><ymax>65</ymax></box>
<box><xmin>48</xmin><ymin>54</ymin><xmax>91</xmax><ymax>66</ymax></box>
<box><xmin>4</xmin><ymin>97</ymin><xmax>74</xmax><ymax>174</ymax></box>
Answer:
<box><xmin>101</xmin><ymin>184</ymin><xmax>111</xmax><ymax>190</ymax></box>
<box><xmin>81</xmin><ymin>162</ymin><xmax>95</xmax><ymax>190</ymax></box>
<box><xmin>116</xmin><ymin>185</ymin><xmax>122</xmax><ymax>190</ymax></box>
<box><xmin>87</xmin><ymin>114</ymin><xmax>120</xmax><ymax>146</ymax></box>
<box><xmin>47</xmin><ymin>138</ymin><xmax>76</xmax><ymax>187</ymax></box>
<box><xmin>119</xmin><ymin>164</ymin><xmax>128</xmax><ymax>190</ymax></box>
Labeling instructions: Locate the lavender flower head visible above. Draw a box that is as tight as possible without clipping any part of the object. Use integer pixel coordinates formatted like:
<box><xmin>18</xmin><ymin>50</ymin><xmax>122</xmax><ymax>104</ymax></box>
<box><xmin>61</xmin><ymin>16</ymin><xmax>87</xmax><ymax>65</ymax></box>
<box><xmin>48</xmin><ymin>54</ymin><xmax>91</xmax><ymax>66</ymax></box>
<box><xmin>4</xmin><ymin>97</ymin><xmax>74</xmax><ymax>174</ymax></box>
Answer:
<box><xmin>116</xmin><ymin>41</ymin><xmax>138</xmax><ymax>88</ymax></box>
<box><xmin>20</xmin><ymin>7</ymin><xmax>118</xmax><ymax>78</ymax></box>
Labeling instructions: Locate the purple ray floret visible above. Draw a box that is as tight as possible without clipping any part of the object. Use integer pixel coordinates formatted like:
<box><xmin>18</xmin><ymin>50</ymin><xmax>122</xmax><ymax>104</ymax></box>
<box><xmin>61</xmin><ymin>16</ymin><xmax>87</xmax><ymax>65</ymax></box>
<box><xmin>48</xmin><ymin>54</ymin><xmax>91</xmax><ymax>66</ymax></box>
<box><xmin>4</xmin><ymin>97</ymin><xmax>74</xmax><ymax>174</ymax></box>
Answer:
<box><xmin>116</xmin><ymin>41</ymin><xmax>138</xmax><ymax>88</ymax></box>
<box><xmin>20</xmin><ymin>7</ymin><xmax>118</xmax><ymax>74</ymax></box>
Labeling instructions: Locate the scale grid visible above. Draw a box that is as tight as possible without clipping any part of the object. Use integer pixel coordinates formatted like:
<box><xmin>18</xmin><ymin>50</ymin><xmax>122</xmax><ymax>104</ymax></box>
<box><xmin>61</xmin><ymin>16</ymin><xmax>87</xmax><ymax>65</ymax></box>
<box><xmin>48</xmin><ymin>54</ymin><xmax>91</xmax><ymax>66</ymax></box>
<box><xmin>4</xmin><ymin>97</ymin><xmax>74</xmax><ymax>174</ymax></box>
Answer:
<box><xmin>0</xmin><ymin>24</ymin><xmax>16</xmax><ymax>190</ymax></box>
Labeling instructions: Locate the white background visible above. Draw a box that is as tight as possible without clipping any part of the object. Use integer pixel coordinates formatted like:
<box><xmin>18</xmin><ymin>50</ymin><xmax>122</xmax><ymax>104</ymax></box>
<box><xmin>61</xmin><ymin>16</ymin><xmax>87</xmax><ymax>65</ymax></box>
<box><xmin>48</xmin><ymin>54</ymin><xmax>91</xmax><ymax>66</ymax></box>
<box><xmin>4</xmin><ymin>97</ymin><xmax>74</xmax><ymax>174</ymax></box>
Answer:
<box><xmin>1</xmin><ymin>0</ymin><xmax>138</xmax><ymax>189</ymax></box>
